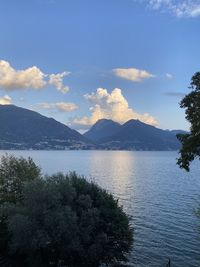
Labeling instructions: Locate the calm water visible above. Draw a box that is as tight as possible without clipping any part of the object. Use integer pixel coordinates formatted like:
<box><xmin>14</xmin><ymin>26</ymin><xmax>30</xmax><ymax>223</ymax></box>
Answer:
<box><xmin>0</xmin><ymin>150</ymin><xmax>200</xmax><ymax>267</ymax></box>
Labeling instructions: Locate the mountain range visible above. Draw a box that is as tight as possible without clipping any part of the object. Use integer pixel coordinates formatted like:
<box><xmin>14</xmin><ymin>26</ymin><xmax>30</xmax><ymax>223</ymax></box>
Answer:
<box><xmin>84</xmin><ymin>119</ymin><xmax>185</xmax><ymax>150</ymax></box>
<box><xmin>0</xmin><ymin>105</ymin><xmax>185</xmax><ymax>150</ymax></box>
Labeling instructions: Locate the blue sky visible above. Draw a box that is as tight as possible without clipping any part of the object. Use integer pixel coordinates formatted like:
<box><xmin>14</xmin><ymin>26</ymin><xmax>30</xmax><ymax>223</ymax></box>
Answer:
<box><xmin>0</xmin><ymin>0</ymin><xmax>200</xmax><ymax>132</ymax></box>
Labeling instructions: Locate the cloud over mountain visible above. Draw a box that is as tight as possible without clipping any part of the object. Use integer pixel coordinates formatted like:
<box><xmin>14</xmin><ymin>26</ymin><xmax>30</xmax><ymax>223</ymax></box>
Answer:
<box><xmin>0</xmin><ymin>60</ymin><xmax>70</xmax><ymax>93</ymax></box>
<box><xmin>37</xmin><ymin>102</ymin><xmax>78</xmax><ymax>112</ymax></box>
<box><xmin>0</xmin><ymin>95</ymin><xmax>12</xmax><ymax>105</ymax></box>
<box><xmin>71</xmin><ymin>88</ymin><xmax>158</xmax><ymax>129</ymax></box>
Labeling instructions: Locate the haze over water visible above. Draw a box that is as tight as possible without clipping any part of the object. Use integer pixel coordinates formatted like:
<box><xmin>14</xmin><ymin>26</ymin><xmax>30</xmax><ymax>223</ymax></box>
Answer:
<box><xmin>1</xmin><ymin>150</ymin><xmax>200</xmax><ymax>267</ymax></box>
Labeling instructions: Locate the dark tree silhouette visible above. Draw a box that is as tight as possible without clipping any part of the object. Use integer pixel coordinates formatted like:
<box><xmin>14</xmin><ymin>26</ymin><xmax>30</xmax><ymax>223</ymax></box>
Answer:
<box><xmin>177</xmin><ymin>72</ymin><xmax>200</xmax><ymax>171</ymax></box>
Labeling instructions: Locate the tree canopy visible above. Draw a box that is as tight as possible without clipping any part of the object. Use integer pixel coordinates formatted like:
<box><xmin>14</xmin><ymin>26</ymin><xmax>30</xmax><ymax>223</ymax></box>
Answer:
<box><xmin>0</xmin><ymin>154</ymin><xmax>41</xmax><ymax>204</ymax></box>
<box><xmin>0</xmin><ymin>155</ymin><xmax>133</xmax><ymax>267</ymax></box>
<box><xmin>177</xmin><ymin>72</ymin><xmax>200</xmax><ymax>171</ymax></box>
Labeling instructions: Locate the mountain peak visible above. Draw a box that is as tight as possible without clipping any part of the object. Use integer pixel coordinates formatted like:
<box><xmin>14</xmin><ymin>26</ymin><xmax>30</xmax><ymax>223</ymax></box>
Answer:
<box><xmin>92</xmin><ymin>119</ymin><xmax>120</xmax><ymax>129</ymax></box>
<box><xmin>85</xmin><ymin>117</ymin><xmax>181</xmax><ymax>150</ymax></box>
<box><xmin>123</xmin><ymin>119</ymin><xmax>152</xmax><ymax>127</ymax></box>
<box><xmin>84</xmin><ymin>119</ymin><xmax>121</xmax><ymax>142</ymax></box>
<box><xmin>123</xmin><ymin>119</ymin><xmax>139</xmax><ymax>125</ymax></box>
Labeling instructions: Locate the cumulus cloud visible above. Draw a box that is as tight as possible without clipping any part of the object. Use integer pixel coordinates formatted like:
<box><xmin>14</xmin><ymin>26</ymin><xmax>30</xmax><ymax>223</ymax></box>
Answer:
<box><xmin>0</xmin><ymin>60</ymin><xmax>46</xmax><ymax>90</ymax></box>
<box><xmin>148</xmin><ymin>0</ymin><xmax>200</xmax><ymax>17</ymax></box>
<box><xmin>37</xmin><ymin>102</ymin><xmax>78</xmax><ymax>112</ymax></box>
<box><xmin>0</xmin><ymin>95</ymin><xmax>12</xmax><ymax>105</ymax></box>
<box><xmin>166</xmin><ymin>73</ymin><xmax>173</xmax><ymax>79</ymax></box>
<box><xmin>113</xmin><ymin>68</ymin><xmax>155</xmax><ymax>82</ymax></box>
<box><xmin>49</xmin><ymin>72</ymin><xmax>70</xmax><ymax>94</ymax></box>
<box><xmin>0</xmin><ymin>60</ymin><xmax>70</xmax><ymax>93</ymax></box>
<box><xmin>71</xmin><ymin>88</ymin><xmax>158</xmax><ymax>129</ymax></box>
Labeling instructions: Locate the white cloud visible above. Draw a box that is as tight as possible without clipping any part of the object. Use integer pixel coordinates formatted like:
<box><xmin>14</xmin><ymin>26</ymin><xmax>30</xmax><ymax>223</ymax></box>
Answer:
<box><xmin>0</xmin><ymin>60</ymin><xmax>70</xmax><ymax>93</ymax></box>
<box><xmin>71</xmin><ymin>88</ymin><xmax>158</xmax><ymax>129</ymax></box>
<box><xmin>49</xmin><ymin>72</ymin><xmax>70</xmax><ymax>94</ymax></box>
<box><xmin>0</xmin><ymin>60</ymin><xmax>46</xmax><ymax>90</ymax></box>
<box><xmin>0</xmin><ymin>95</ymin><xmax>12</xmax><ymax>105</ymax></box>
<box><xmin>148</xmin><ymin>0</ymin><xmax>200</xmax><ymax>17</ymax></box>
<box><xmin>113</xmin><ymin>68</ymin><xmax>155</xmax><ymax>82</ymax></box>
<box><xmin>166</xmin><ymin>73</ymin><xmax>173</xmax><ymax>79</ymax></box>
<box><xmin>37</xmin><ymin>102</ymin><xmax>78</xmax><ymax>112</ymax></box>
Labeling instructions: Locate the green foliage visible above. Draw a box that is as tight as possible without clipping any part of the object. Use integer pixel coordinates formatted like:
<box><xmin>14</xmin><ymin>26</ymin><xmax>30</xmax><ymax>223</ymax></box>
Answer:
<box><xmin>0</xmin><ymin>155</ymin><xmax>41</xmax><ymax>252</ymax></box>
<box><xmin>0</xmin><ymin>154</ymin><xmax>41</xmax><ymax>204</ymax></box>
<box><xmin>0</xmin><ymin>156</ymin><xmax>133</xmax><ymax>267</ymax></box>
<box><xmin>177</xmin><ymin>72</ymin><xmax>200</xmax><ymax>171</ymax></box>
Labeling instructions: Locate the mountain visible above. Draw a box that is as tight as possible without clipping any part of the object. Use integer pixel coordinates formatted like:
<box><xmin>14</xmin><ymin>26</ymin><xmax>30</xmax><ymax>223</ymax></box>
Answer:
<box><xmin>86</xmin><ymin>119</ymin><xmax>181</xmax><ymax>151</ymax></box>
<box><xmin>0</xmin><ymin>105</ymin><xmax>183</xmax><ymax>151</ymax></box>
<box><xmin>170</xmin><ymin>129</ymin><xmax>188</xmax><ymax>135</ymax></box>
<box><xmin>0</xmin><ymin>105</ymin><xmax>93</xmax><ymax>150</ymax></box>
<box><xmin>84</xmin><ymin>119</ymin><xmax>121</xmax><ymax>142</ymax></box>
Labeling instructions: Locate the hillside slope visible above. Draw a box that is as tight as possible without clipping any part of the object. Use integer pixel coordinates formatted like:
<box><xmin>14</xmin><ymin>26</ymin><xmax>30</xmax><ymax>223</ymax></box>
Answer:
<box><xmin>0</xmin><ymin>105</ymin><xmax>92</xmax><ymax>150</ymax></box>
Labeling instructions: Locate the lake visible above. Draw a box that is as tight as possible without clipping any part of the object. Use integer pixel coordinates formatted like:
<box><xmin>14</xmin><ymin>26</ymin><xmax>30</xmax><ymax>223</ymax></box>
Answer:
<box><xmin>0</xmin><ymin>150</ymin><xmax>200</xmax><ymax>267</ymax></box>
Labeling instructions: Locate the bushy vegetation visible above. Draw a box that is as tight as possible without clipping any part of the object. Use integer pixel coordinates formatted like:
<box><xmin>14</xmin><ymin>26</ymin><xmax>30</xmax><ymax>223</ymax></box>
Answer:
<box><xmin>0</xmin><ymin>155</ymin><xmax>133</xmax><ymax>267</ymax></box>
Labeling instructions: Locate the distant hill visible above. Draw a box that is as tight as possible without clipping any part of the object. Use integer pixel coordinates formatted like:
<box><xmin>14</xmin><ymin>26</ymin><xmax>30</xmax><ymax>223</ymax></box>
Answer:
<box><xmin>0</xmin><ymin>105</ymin><xmax>93</xmax><ymax>150</ymax></box>
<box><xmin>85</xmin><ymin>119</ymin><xmax>181</xmax><ymax>151</ymax></box>
<box><xmin>84</xmin><ymin>119</ymin><xmax>121</xmax><ymax>142</ymax></box>
<box><xmin>170</xmin><ymin>129</ymin><xmax>188</xmax><ymax>135</ymax></box>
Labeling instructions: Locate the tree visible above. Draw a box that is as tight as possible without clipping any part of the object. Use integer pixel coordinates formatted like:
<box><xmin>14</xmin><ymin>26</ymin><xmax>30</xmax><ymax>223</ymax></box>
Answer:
<box><xmin>0</xmin><ymin>157</ymin><xmax>133</xmax><ymax>267</ymax></box>
<box><xmin>0</xmin><ymin>155</ymin><xmax>41</xmax><ymax>253</ymax></box>
<box><xmin>0</xmin><ymin>154</ymin><xmax>41</xmax><ymax>204</ymax></box>
<box><xmin>177</xmin><ymin>72</ymin><xmax>200</xmax><ymax>171</ymax></box>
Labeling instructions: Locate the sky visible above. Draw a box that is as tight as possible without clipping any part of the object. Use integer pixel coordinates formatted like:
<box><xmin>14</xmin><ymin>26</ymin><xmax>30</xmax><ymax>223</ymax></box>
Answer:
<box><xmin>0</xmin><ymin>0</ymin><xmax>200</xmax><ymax>132</ymax></box>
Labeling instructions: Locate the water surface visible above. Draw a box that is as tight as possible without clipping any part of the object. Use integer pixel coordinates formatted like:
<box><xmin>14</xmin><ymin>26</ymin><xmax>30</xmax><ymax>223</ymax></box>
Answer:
<box><xmin>0</xmin><ymin>150</ymin><xmax>200</xmax><ymax>267</ymax></box>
